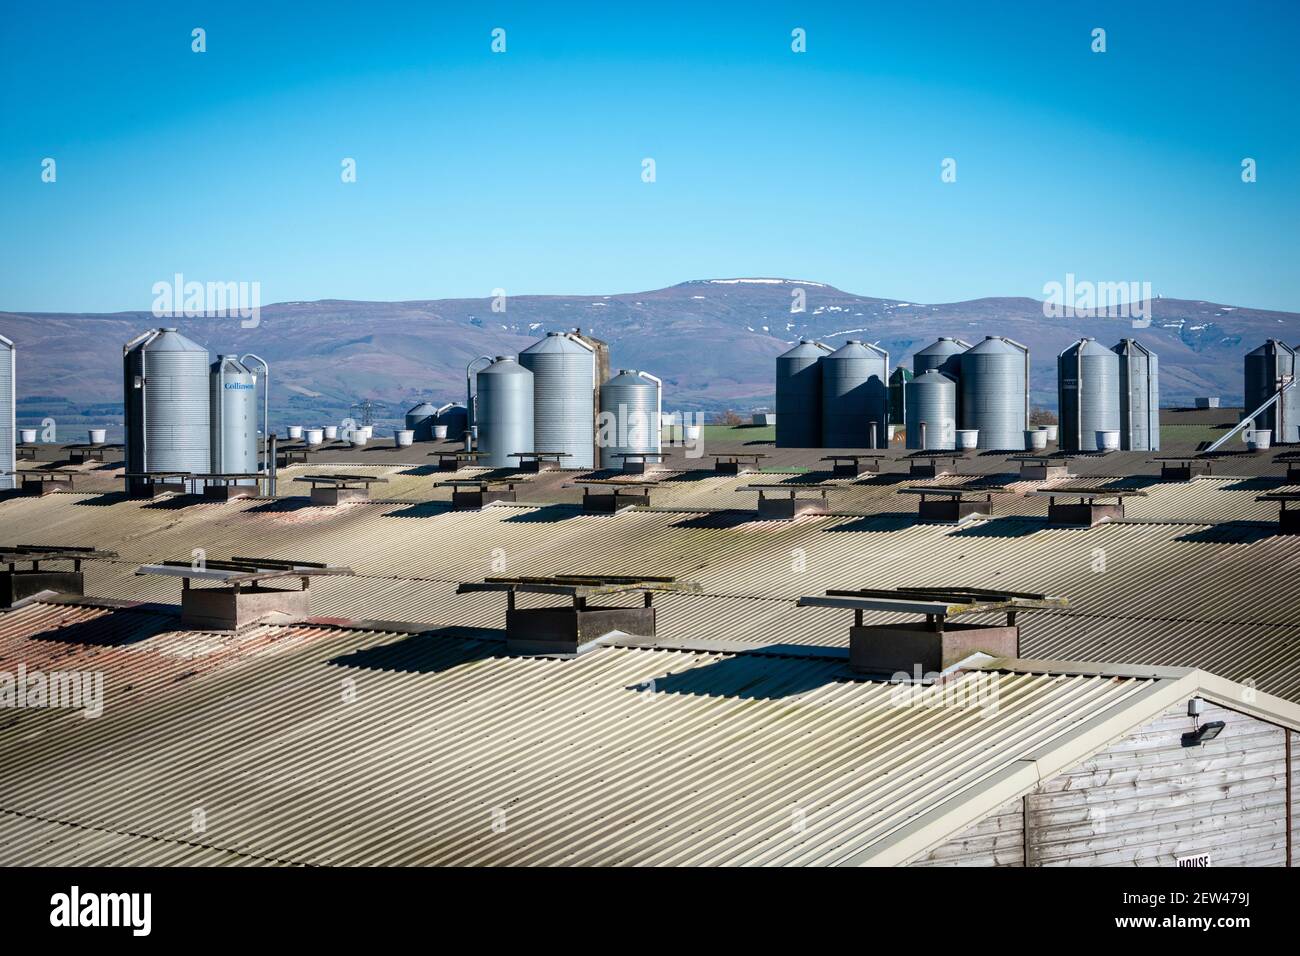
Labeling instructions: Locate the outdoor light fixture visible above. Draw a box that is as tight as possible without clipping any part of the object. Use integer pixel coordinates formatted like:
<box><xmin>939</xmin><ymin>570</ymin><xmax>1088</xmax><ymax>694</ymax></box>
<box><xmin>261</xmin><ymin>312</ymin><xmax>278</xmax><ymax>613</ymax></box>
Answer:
<box><xmin>1182</xmin><ymin>699</ymin><xmax>1223</xmax><ymax>746</ymax></box>
<box><xmin>1181</xmin><ymin>720</ymin><xmax>1225</xmax><ymax>748</ymax></box>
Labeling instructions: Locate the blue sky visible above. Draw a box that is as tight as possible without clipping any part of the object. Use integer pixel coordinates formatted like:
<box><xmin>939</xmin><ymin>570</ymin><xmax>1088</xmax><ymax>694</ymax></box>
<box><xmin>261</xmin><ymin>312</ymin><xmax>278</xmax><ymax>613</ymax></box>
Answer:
<box><xmin>1</xmin><ymin>0</ymin><xmax>1297</xmax><ymax>312</ymax></box>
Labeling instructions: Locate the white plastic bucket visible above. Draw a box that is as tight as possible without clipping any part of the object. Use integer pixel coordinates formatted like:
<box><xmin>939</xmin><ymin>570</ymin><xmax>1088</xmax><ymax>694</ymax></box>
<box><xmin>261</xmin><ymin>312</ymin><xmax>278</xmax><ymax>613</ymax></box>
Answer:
<box><xmin>1025</xmin><ymin>429</ymin><xmax>1048</xmax><ymax>450</ymax></box>
<box><xmin>305</xmin><ymin>428</ymin><xmax>324</xmax><ymax>446</ymax></box>
<box><xmin>683</xmin><ymin>425</ymin><xmax>702</xmax><ymax>442</ymax></box>
<box><xmin>323</xmin><ymin>426</ymin><xmax>339</xmax><ymax>440</ymax></box>
<box><xmin>394</xmin><ymin>429</ymin><xmax>414</xmax><ymax>448</ymax></box>
<box><xmin>433</xmin><ymin>424</ymin><xmax>449</xmax><ymax>440</ymax></box>
<box><xmin>955</xmin><ymin>429</ymin><xmax>979</xmax><ymax>450</ymax></box>
<box><xmin>1248</xmin><ymin>429</ymin><xmax>1272</xmax><ymax>451</ymax></box>
<box><xmin>19</xmin><ymin>428</ymin><xmax>37</xmax><ymax>444</ymax></box>
<box><xmin>1096</xmin><ymin>430</ymin><xmax>1121</xmax><ymax>452</ymax></box>
<box><xmin>287</xmin><ymin>425</ymin><xmax>304</xmax><ymax>440</ymax></box>
<box><xmin>1043</xmin><ymin>424</ymin><xmax>1058</xmax><ymax>442</ymax></box>
<box><xmin>359</xmin><ymin>425</ymin><xmax>374</xmax><ymax>440</ymax></box>
<box><xmin>88</xmin><ymin>428</ymin><xmax>107</xmax><ymax>444</ymax></box>
<box><xmin>351</xmin><ymin>434</ymin><xmax>368</xmax><ymax>448</ymax></box>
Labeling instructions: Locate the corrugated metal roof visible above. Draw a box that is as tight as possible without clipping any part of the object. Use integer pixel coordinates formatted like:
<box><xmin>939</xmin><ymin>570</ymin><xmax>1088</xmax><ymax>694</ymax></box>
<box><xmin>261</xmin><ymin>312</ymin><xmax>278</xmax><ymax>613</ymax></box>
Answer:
<box><xmin>2</xmin><ymin>480</ymin><xmax>1296</xmax><ymax>702</ymax></box>
<box><xmin>0</xmin><ymin>603</ymin><xmax>1206</xmax><ymax>867</ymax></box>
<box><xmin>2</xmin><ymin>422</ymin><xmax>1296</xmax><ymax>866</ymax></box>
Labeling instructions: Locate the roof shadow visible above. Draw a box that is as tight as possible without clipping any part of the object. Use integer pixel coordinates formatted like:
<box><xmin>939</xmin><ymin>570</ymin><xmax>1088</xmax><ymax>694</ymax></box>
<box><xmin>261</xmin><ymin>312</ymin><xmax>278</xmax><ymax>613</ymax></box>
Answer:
<box><xmin>73</xmin><ymin>492</ymin><xmax>132</xmax><ymax>507</ymax></box>
<box><xmin>25</xmin><ymin>609</ymin><xmax>171</xmax><ymax>647</ymax></box>
<box><xmin>1174</xmin><ymin>523</ymin><xmax>1279</xmax><ymax>544</ymax></box>
<box><xmin>661</xmin><ymin>469</ymin><xmax>717</xmax><ymax>483</ymax></box>
<box><xmin>140</xmin><ymin>495</ymin><xmax>211</xmax><ymax>510</ymax></box>
<box><xmin>1112</xmin><ymin>475</ymin><xmax>1165</xmax><ymax>490</ymax></box>
<box><xmin>631</xmin><ymin>648</ymin><xmax>847</xmax><ymax>700</ymax></box>
<box><xmin>327</xmin><ymin>627</ymin><xmax>505</xmax><ymax>674</ymax></box>
<box><xmin>1221</xmin><ymin>476</ymin><xmax>1288</xmax><ymax>491</ymax></box>
<box><xmin>384</xmin><ymin>501</ymin><xmax>455</xmax><ymax>518</ymax></box>
<box><xmin>767</xmin><ymin>473</ymin><xmax>834</xmax><ymax>486</ymax></box>
<box><xmin>242</xmin><ymin>497</ymin><xmax>317</xmax><ymax>514</ymax></box>
<box><xmin>948</xmin><ymin>516</ymin><xmax>1048</xmax><ymax>538</ymax></box>
<box><xmin>826</xmin><ymin>512</ymin><xmax>918</xmax><ymax>532</ymax></box>
<box><xmin>397</xmin><ymin>464</ymin><xmax>443</xmax><ymax>476</ymax></box>
<box><xmin>671</xmin><ymin>510</ymin><xmax>761</xmax><ymax>529</ymax></box>
<box><xmin>851</xmin><ymin>472</ymin><xmax>907</xmax><ymax>486</ymax></box>
<box><xmin>501</xmin><ymin>504</ymin><xmax>581</xmax><ymax>523</ymax></box>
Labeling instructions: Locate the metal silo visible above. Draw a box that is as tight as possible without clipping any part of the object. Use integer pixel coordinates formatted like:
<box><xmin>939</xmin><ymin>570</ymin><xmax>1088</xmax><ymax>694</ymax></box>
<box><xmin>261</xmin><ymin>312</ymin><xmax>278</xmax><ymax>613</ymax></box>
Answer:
<box><xmin>775</xmin><ymin>339</ymin><xmax>831</xmax><ymax>448</ymax></box>
<box><xmin>905</xmin><ymin>370</ymin><xmax>957</xmax><ymax>449</ymax></box>
<box><xmin>0</xmin><ymin>334</ymin><xmax>13</xmax><ymax>491</ymax></box>
<box><xmin>960</xmin><ymin>336</ymin><xmax>1029</xmax><ymax>450</ymax></box>
<box><xmin>1244</xmin><ymin>340</ymin><xmax>1299</xmax><ymax>443</ymax></box>
<box><xmin>821</xmin><ymin>340</ymin><xmax>889</xmax><ymax>449</ymax></box>
<box><xmin>572</xmin><ymin>329</ymin><xmax>610</xmax><ymax>465</ymax></box>
<box><xmin>476</xmin><ymin>356</ymin><xmax>534</xmax><ymax>468</ymax></box>
<box><xmin>889</xmin><ymin>366</ymin><xmax>912</xmax><ymax>429</ymax></box>
<box><xmin>913</xmin><ymin>336</ymin><xmax>969</xmax><ymax>425</ymax></box>
<box><xmin>913</xmin><ymin>337</ymin><xmax>970</xmax><ymax>379</ymax></box>
<box><xmin>210</xmin><ymin>355</ymin><xmax>258</xmax><ymax>480</ymax></box>
<box><xmin>123</xmin><ymin>328</ymin><xmax>210</xmax><ymax>494</ymax></box>
<box><xmin>519</xmin><ymin>331</ymin><xmax>596</xmax><ymax>469</ymax></box>
<box><xmin>599</xmin><ymin>369</ymin><xmax>661</xmax><ymax>468</ymax></box>
<box><xmin>405</xmin><ymin>402</ymin><xmax>438</xmax><ymax>441</ymax></box>
<box><xmin>1058</xmin><ymin>338</ymin><xmax>1120</xmax><ymax>452</ymax></box>
<box><xmin>435</xmin><ymin>402</ymin><xmax>469</xmax><ymax>440</ymax></box>
<box><xmin>1113</xmin><ymin>339</ymin><xmax>1160</xmax><ymax>451</ymax></box>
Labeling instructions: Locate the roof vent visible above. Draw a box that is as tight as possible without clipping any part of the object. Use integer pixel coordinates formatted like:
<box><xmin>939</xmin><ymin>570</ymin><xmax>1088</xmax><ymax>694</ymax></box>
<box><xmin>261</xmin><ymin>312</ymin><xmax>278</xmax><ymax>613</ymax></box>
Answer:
<box><xmin>797</xmin><ymin>586</ymin><xmax>1065</xmax><ymax>675</ymax></box>
<box><xmin>136</xmin><ymin>557</ymin><xmax>354</xmax><ymax>630</ymax></box>
<box><xmin>1256</xmin><ymin>491</ymin><xmax>1300</xmax><ymax>535</ymax></box>
<box><xmin>1030</xmin><ymin>485</ymin><xmax>1147</xmax><ymax>526</ymax></box>
<box><xmin>458</xmin><ymin>574</ymin><xmax>700</xmax><ymax>657</ymax></box>
<box><xmin>1</xmin><ymin>545</ymin><xmax>118</xmax><ymax>609</ymax></box>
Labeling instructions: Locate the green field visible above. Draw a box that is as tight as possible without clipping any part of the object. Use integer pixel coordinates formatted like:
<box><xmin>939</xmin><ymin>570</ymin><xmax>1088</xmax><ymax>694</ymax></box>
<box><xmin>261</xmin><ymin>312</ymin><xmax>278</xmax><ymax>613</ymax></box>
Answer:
<box><xmin>1160</xmin><ymin>423</ymin><xmax>1232</xmax><ymax>447</ymax></box>
<box><xmin>662</xmin><ymin>424</ymin><xmax>776</xmax><ymax>443</ymax></box>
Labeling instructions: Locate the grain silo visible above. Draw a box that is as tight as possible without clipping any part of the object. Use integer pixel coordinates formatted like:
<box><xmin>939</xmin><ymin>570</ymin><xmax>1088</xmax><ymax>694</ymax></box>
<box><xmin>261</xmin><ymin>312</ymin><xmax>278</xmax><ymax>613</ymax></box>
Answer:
<box><xmin>519</xmin><ymin>332</ymin><xmax>596</xmax><ymax>469</ymax></box>
<box><xmin>889</xmin><ymin>367</ymin><xmax>912</xmax><ymax>431</ymax></box>
<box><xmin>913</xmin><ymin>337</ymin><xmax>970</xmax><ymax>379</ymax></box>
<box><xmin>1058</xmin><ymin>338</ymin><xmax>1120</xmax><ymax>452</ymax></box>
<box><xmin>1113</xmin><ymin>339</ymin><xmax>1160</xmax><ymax>451</ymax></box>
<box><xmin>905</xmin><ymin>370</ymin><xmax>957</xmax><ymax>450</ymax></box>
<box><xmin>475</xmin><ymin>356</ymin><xmax>534</xmax><ymax>468</ymax></box>
<box><xmin>435</xmin><ymin>402</ymin><xmax>469</xmax><ymax>440</ymax></box>
<box><xmin>209</xmin><ymin>355</ymin><xmax>258</xmax><ymax>480</ymax></box>
<box><xmin>0</xmin><ymin>334</ymin><xmax>13</xmax><ymax>491</ymax></box>
<box><xmin>405</xmin><ymin>402</ymin><xmax>438</xmax><ymax>441</ymax></box>
<box><xmin>1244</xmin><ymin>340</ymin><xmax>1299</xmax><ymax>443</ymax></box>
<box><xmin>960</xmin><ymin>336</ymin><xmax>1029</xmax><ymax>451</ymax></box>
<box><xmin>775</xmin><ymin>339</ymin><xmax>831</xmax><ymax>447</ymax></box>
<box><xmin>821</xmin><ymin>340</ymin><xmax>889</xmax><ymax>449</ymax></box>
<box><xmin>914</xmin><ymin>336</ymin><xmax>970</xmax><ymax>425</ymax></box>
<box><xmin>599</xmin><ymin>369</ymin><xmax>661</xmax><ymax>468</ymax></box>
<box><xmin>123</xmin><ymin>328</ymin><xmax>211</xmax><ymax>494</ymax></box>
<box><xmin>572</xmin><ymin>329</ymin><xmax>610</xmax><ymax>465</ymax></box>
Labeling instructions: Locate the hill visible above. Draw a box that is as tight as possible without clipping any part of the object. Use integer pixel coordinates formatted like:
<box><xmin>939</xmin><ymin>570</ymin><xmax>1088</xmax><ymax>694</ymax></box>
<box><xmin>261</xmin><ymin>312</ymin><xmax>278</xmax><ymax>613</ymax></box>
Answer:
<box><xmin>2</xmin><ymin>279</ymin><xmax>1295</xmax><ymax>429</ymax></box>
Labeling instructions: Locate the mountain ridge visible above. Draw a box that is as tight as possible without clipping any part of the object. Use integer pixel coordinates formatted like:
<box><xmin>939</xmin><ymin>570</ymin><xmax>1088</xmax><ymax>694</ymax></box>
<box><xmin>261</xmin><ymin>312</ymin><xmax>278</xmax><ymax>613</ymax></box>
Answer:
<box><xmin>3</xmin><ymin>279</ymin><xmax>1297</xmax><ymax>426</ymax></box>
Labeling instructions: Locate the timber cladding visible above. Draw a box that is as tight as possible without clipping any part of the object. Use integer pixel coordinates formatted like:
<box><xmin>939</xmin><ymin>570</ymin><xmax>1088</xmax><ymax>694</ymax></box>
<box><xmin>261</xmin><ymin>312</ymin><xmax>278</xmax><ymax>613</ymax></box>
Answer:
<box><xmin>914</xmin><ymin>701</ymin><xmax>1293</xmax><ymax>867</ymax></box>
